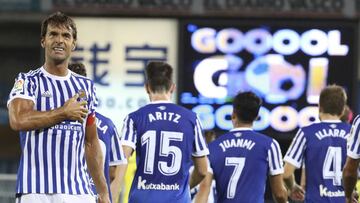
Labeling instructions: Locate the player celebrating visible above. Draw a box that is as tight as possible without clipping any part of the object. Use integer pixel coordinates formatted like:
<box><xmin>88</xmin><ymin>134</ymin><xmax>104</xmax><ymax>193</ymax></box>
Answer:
<box><xmin>8</xmin><ymin>12</ymin><xmax>109</xmax><ymax>203</ymax></box>
<box><xmin>121</xmin><ymin>61</ymin><xmax>209</xmax><ymax>203</ymax></box>
<box><xmin>284</xmin><ymin>85</ymin><xmax>350</xmax><ymax>202</ymax></box>
<box><xmin>200</xmin><ymin>91</ymin><xmax>287</xmax><ymax>203</ymax></box>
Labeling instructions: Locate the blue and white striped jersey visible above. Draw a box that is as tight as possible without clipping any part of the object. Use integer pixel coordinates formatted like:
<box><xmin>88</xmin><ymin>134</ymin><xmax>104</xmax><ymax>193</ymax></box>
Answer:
<box><xmin>121</xmin><ymin>101</ymin><xmax>209</xmax><ymax>203</ymax></box>
<box><xmin>7</xmin><ymin>66</ymin><xmax>97</xmax><ymax>195</ymax></box>
<box><xmin>208</xmin><ymin>128</ymin><xmax>283</xmax><ymax>203</ymax></box>
<box><xmin>284</xmin><ymin>120</ymin><xmax>350</xmax><ymax>203</ymax></box>
<box><xmin>90</xmin><ymin>113</ymin><xmax>127</xmax><ymax>201</ymax></box>
<box><xmin>347</xmin><ymin>115</ymin><xmax>360</xmax><ymax>159</ymax></box>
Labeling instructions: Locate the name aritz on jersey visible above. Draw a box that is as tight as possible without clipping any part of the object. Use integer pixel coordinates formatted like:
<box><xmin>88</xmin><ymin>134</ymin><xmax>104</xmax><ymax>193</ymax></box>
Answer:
<box><xmin>315</xmin><ymin>128</ymin><xmax>349</xmax><ymax>140</ymax></box>
<box><xmin>148</xmin><ymin>111</ymin><xmax>181</xmax><ymax>123</ymax></box>
<box><xmin>137</xmin><ymin>176</ymin><xmax>180</xmax><ymax>190</ymax></box>
<box><xmin>219</xmin><ymin>138</ymin><xmax>255</xmax><ymax>152</ymax></box>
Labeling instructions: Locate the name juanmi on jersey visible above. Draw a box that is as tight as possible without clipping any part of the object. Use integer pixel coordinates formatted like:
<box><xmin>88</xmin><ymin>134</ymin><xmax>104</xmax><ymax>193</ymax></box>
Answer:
<box><xmin>219</xmin><ymin>137</ymin><xmax>256</xmax><ymax>152</ymax></box>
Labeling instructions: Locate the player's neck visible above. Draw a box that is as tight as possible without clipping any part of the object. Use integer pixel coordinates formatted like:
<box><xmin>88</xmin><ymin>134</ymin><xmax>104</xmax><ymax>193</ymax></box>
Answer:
<box><xmin>319</xmin><ymin>112</ymin><xmax>341</xmax><ymax>121</ymax></box>
<box><xmin>44</xmin><ymin>61</ymin><xmax>69</xmax><ymax>76</ymax></box>
<box><xmin>232</xmin><ymin>120</ymin><xmax>253</xmax><ymax>128</ymax></box>
<box><xmin>149</xmin><ymin>93</ymin><xmax>171</xmax><ymax>102</ymax></box>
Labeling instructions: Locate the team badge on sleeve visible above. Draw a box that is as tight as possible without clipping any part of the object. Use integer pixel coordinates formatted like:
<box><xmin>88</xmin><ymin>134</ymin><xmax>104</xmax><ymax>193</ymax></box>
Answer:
<box><xmin>13</xmin><ymin>79</ymin><xmax>24</xmax><ymax>92</ymax></box>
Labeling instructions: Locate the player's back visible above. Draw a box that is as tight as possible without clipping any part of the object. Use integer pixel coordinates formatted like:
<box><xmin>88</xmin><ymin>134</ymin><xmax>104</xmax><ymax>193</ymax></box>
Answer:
<box><xmin>208</xmin><ymin>128</ymin><xmax>282</xmax><ymax>203</ymax></box>
<box><xmin>121</xmin><ymin>101</ymin><xmax>208</xmax><ymax>203</ymax></box>
<box><xmin>298</xmin><ymin>122</ymin><xmax>350</xmax><ymax>202</ymax></box>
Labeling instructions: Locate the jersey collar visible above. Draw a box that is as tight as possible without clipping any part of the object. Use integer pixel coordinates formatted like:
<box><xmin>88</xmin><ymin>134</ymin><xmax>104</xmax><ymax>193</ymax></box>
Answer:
<box><xmin>40</xmin><ymin>66</ymin><xmax>71</xmax><ymax>80</ymax></box>
<box><xmin>321</xmin><ymin>120</ymin><xmax>342</xmax><ymax>123</ymax></box>
<box><xmin>230</xmin><ymin>127</ymin><xmax>253</xmax><ymax>132</ymax></box>
<box><xmin>150</xmin><ymin>100</ymin><xmax>172</xmax><ymax>104</ymax></box>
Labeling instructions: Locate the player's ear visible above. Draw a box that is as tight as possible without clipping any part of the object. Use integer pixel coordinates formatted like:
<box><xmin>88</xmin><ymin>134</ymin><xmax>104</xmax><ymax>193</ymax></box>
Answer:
<box><xmin>145</xmin><ymin>84</ymin><xmax>150</xmax><ymax>94</ymax></box>
<box><xmin>72</xmin><ymin>41</ymin><xmax>76</xmax><ymax>51</ymax></box>
<box><xmin>170</xmin><ymin>83</ymin><xmax>176</xmax><ymax>94</ymax></box>
<box><xmin>40</xmin><ymin>38</ymin><xmax>45</xmax><ymax>48</ymax></box>
<box><xmin>231</xmin><ymin>111</ymin><xmax>236</xmax><ymax>121</ymax></box>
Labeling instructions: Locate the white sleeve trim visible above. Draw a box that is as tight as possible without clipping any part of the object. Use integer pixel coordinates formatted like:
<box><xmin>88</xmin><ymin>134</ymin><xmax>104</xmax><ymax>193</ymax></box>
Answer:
<box><xmin>109</xmin><ymin>159</ymin><xmax>128</xmax><ymax>166</ymax></box>
<box><xmin>192</xmin><ymin>149</ymin><xmax>209</xmax><ymax>157</ymax></box>
<box><xmin>269</xmin><ymin>168</ymin><xmax>284</xmax><ymax>176</ymax></box>
<box><xmin>7</xmin><ymin>95</ymin><xmax>35</xmax><ymax>108</ymax></box>
<box><xmin>121</xmin><ymin>140</ymin><xmax>136</xmax><ymax>150</ymax></box>
<box><xmin>347</xmin><ymin>151</ymin><xmax>360</xmax><ymax>159</ymax></box>
<box><xmin>283</xmin><ymin>156</ymin><xmax>302</xmax><ymax>169</ymax></box>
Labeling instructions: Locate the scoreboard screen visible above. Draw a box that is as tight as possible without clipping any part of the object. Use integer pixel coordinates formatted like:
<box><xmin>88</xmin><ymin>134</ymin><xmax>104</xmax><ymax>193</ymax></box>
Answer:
<box><xmin>178</xmin><ymin>19</ymin><xmax>357</xmax><ymax>139</ymax></box>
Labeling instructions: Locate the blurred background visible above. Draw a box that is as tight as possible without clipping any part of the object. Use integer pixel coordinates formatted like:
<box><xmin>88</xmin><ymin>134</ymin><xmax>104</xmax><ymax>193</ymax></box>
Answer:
<box><xmin>1</xmin><ymin>0</ymin><xmax>360</xmax><ymax>202</ymax></box>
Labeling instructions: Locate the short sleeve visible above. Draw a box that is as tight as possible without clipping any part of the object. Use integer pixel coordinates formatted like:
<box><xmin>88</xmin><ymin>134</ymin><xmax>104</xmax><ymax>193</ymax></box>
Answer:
<box><xmin>284</xmin><ymin>129</ymin><xmax>307</xmax><ymax>169</ymax></box>
<box><xmin>347</xmin><ymin>115</ymin><xmax>360</xmax><ymax>159</ymax></box>
<box><xmin>267</xmin><ymin>139</ymin><xmax>284</xmax><ymax>175</ymax></box>
<box><xmin>109</xmin><ymin>124</ymin><xmax>128</xmax><ymax>166</ymax></box>
<box><xmin>120</xmin><ymin>115</ymin><xmax>137</xmax><ymax>150</ymax></box>
<box><xmin>88</xmin><ymin>82</ymin><xmax>97</xmax><ymax>115</ymax></box>
<box><xmin>7</xmin><ymin>73</ymin><xmax>36</xmax><ymax>107</ymax></box>
<box><xmin>192</xmin><ymin>116</ymin><xmax>209</xmax><ymax>157</ymax></box>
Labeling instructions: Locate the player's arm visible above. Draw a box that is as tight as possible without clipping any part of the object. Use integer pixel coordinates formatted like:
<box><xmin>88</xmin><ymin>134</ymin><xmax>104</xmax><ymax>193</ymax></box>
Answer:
<box><xmin>85</xmin><ymin>121</ymin><xmax>110</xmax><ymax>203</ymax></box>
<box><xmin>283</xmin><ymin>162</ymin><xmax>304</xmax><ymax>201</ymax></box>
<box><xmin>8</xmin><ymin>94</ymin><xmax>88</xmax><ymax>131</ymax></box>
<box><xmin>109</xmin><ymin>164</ymin><xmax>127</xmax><ymax>203</ymax></box>
<box><xmin>343</xmin><ymin>157</ymin><xmax>360</xmax><ymax>203</ymax></box>
<box><xmin>190</xmin><ymin>156</ymin><xmax>208</xmax><ymax>189</ymax></box>
<box><xmin>269</xmin><ymin>174</ymin><xmax>288</xmax><ymax>203</ymax></box>
<box><xmin>300</xmin><ymin>165</ymin><xmax>306</xmax><ymax>189</ymax></box>
<box><xmin>193</xmin><ymin>172</ymin><xmax>213</xmax><ymax>203</ymax></box>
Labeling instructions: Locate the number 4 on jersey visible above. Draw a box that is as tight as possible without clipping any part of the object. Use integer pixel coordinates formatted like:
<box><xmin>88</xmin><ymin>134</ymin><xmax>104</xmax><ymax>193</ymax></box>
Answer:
<box><xmin>322</xmin><ymin>147</ymin><xmax>342</xmax><ymax>186</ymax></box>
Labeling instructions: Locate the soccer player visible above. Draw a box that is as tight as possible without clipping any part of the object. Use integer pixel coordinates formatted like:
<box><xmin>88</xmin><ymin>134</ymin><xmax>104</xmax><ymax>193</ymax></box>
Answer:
<box><xmin>120</xmin><ymin>61</ymin><xmax>209</xmax><ymax>203</ymax></box>
<box><xmin>68</xmin><ymin>62</ymin><xmax>128</xmax><ymax>203</ymax></box>
<box><xmin>200</xmin><ymin>91</ymin><xmax>287</xmax><ymax>203</ymax></box>
<box><xmin>284</xmin><ymin>85</ymin><xmax>350</xmax><ymax>202</ymax></box>
<box><xmin>343</xmin><ymin>116</ymin><xmax>360</xmax><ymax>203</ymax></box>
<box><xmin>7</xmin><ymin>12</ymin><xmax>109</xmax><ymax>203</ymax></box>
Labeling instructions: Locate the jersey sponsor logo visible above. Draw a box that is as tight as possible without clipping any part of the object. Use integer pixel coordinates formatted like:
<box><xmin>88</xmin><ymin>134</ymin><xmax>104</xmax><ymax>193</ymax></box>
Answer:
<box><xmin>319</xmin><ymin>184</ymin><xmax>344</xmax><ymax>197</ymax></box>
<box><xmin>157</xmin><ymin>106</ymin><xmax>166</xmax><ymax>111</ymax></box>
<box><xmin>41</xmin><ymin>90</ymin><xmax>52</xmax><ymax>98</ymax></box>
<box><xmin>315</xmin><ymin>128</ymin><xmax>349</xmax><ymax>140</ymax></box>
<box><xmin>53</xmin><ymin>121</ymin><xmax>82</xmax><ymax>131</ymax></box>
<box><xmin>137</xmin><ymin>176</ymin><xmax>180</xmax><ymax>191</ymax></box>
<box><xmin>13</xmin><ymin>79</ymin><xmax>24</xmax><ymax>92</ymax></box>
<box><xmin>219</xmin><ymin>138</ymin><xmax>255</xmax><ymax>152</ymax></box>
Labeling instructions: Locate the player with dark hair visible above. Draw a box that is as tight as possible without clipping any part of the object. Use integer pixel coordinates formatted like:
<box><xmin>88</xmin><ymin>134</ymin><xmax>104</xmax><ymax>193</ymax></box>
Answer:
<box><xmin>8</xmin><ymin>12</ymin><xmax>109</xmax><ymax>203</ymax></box>
<box><xmin>199</xmin><ymin>91</ymin><xmax>287</xmax><ymax>203</ymax></box>
<box><xmin>284</xmin><ymin>85</ymin><xmax>350</xmax><ymax>203</ymax></box>
<box><xmin>121</xmin><ymin>61</ymin><xmax>209</xmax><ymax>203</ymax></box>
<box><xmin>68</xmin><ymin>62</ymin><xmax>128</xmax><ymax>203</ymax></box>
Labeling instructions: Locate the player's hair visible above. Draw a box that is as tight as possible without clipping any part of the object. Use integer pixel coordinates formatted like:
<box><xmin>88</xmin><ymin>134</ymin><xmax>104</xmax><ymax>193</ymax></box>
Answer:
<box><xmin>41</xmin><ymin>11</ymin><xmax>77</xmax><ymax>40</ymax></box>
<box><xmin>233</xmin><ymin>91</ymin><xmax>262</xmax><ymax>124</ymax></box>
<box><xmin>68</xmin><ymin>62</ymin><xmax>86</xmax><ymax>76</ymax></box>
<box><xmin>145</xmin><ymin>61</ymin><xmax>173</xmax><ymax>93</ymax></box>
<box><xmin>319</xmin><ymin>85</ymin><xmax>347</xmax><ymax>116</ymax></box>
